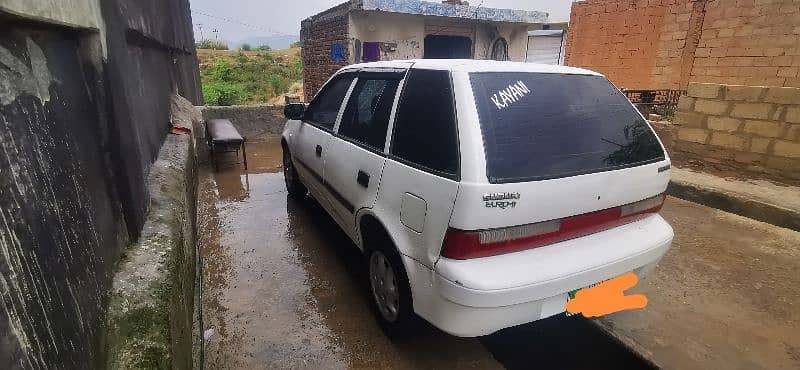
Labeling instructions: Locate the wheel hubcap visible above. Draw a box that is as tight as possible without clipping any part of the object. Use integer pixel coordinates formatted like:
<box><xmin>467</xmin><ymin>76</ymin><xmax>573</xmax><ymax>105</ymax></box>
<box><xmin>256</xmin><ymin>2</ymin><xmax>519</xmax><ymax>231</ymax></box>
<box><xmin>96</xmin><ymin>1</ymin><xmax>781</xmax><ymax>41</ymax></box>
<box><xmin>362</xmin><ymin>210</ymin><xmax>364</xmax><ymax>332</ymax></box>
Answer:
<box><xmin>369</xmin><ymin>251</ymin><xmax>400</xmax><ymax>322</ymax></box>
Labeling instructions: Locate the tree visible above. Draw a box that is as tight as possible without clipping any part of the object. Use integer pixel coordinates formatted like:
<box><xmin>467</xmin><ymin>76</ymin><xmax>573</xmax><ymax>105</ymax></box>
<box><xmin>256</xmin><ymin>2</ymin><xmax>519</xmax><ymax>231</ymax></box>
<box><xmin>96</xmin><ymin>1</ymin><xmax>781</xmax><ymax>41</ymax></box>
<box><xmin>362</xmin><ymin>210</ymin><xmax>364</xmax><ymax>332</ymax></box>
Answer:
<box><xmin>255</xmin><ymin>45</ymin><xmax>272</xmax><ymax>51</ymax></box>
<box><xmin>290</xmin><ymin>41</ymin><xmax>302</xmax><ymax>48</ymax></box>
<box><xmin>240</xmin><ymin>43</ymin><xmax>252</xmax><ymax>51</ymax></box>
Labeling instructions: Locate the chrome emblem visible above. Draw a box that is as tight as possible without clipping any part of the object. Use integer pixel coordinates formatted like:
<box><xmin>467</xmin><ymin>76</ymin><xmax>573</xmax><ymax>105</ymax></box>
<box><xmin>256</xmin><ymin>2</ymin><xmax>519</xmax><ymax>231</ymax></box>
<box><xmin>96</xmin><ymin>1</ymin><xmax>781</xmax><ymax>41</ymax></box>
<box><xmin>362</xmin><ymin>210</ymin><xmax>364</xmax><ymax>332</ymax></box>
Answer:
<box><xmin>483</xmin><ymin>192</ymin><xmax>520</xmax><ymax>209</ymax></box>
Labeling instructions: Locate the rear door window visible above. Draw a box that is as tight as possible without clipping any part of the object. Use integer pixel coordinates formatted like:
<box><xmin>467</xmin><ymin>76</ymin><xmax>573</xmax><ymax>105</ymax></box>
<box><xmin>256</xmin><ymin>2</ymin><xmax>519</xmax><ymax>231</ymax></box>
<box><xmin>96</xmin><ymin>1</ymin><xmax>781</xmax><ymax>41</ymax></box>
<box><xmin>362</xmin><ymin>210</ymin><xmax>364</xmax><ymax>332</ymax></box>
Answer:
<box><xmin>338</xmin><ymin>76</ymin><xmax>401</xmax><ymax>151</ymax></box>
<box><xmin>390</xmin><ymin>69</ymin><xmax>459</xmax><ymax>178</ymax></box>
<box><xmin>470</xmin><ymin>72</ymin><xmax>665</xmax><ymax>183</ymax></box>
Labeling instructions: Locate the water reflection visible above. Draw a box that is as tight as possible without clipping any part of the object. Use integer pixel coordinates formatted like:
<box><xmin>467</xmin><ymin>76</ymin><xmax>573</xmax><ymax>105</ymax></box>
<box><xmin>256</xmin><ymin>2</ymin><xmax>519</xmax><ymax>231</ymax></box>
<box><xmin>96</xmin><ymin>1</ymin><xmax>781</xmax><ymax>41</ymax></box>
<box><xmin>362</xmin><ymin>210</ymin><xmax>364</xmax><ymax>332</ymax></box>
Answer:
<box><xmin>198</xmin><ymin>138</ymin><xmax>499</xmax><ymax>369</ymax></box>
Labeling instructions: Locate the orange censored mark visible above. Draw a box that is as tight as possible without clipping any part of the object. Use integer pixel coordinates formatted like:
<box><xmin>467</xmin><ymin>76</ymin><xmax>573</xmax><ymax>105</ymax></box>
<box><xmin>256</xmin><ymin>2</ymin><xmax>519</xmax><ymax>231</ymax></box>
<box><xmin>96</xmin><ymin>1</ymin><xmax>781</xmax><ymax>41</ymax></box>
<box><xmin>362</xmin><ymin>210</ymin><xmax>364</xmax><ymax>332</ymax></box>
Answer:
<box><xmin>566</xmin><ymin>272</ymin><xmax>647</xmax><ymax>318</ymax></box>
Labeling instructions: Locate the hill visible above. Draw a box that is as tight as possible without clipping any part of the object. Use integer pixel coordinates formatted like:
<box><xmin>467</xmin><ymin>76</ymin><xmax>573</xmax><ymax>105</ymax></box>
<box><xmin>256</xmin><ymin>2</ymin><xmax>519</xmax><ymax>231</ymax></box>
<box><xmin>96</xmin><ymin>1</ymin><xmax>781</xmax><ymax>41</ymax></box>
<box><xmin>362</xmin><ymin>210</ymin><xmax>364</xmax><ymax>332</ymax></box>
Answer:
<box><xmin>197</xmin><ymin>47</ymin><xmax>303</xmax><ymax>105</ymax></box>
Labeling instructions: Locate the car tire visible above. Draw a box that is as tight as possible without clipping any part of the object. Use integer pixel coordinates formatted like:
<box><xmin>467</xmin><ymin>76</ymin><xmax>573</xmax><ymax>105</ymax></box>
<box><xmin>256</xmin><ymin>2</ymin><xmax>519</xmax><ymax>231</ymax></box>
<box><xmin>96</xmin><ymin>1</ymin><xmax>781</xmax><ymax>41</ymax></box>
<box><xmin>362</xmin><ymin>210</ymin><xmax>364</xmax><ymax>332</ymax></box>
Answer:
<box><xmin>365</xmin><ymin>241</ymin><xmax>416</xmax><ymax>337</ymax></box>
<box><xmin>282</xmin><ymin>145</ymin><xmax>307</xmax><ymax>198</ymax></box>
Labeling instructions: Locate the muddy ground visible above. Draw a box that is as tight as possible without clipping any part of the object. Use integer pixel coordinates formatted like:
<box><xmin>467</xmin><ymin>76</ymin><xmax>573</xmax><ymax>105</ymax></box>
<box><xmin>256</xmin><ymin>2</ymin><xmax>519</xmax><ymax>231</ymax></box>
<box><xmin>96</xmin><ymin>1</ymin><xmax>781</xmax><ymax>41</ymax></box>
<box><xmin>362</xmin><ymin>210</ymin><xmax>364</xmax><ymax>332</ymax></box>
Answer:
<box><xmin>197</xmin><ymin>138</ymin><xmax>799</xmax><ymax>369</ymax></box>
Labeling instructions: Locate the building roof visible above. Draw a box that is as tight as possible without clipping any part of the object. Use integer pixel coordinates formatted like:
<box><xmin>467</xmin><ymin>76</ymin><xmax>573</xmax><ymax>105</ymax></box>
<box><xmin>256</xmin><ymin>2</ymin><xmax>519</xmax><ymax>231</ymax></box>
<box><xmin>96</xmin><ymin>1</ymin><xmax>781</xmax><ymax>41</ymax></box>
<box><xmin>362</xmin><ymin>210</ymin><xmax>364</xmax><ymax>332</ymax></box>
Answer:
<box><xmin>305</xmin><ymin>0</ymin><xmax>548</xmax><ymax>24</ymax></box>
<box><xmin>342</xmin><ymin>59</ymin><xmax>601</xmax><ymax>75</ymax></box>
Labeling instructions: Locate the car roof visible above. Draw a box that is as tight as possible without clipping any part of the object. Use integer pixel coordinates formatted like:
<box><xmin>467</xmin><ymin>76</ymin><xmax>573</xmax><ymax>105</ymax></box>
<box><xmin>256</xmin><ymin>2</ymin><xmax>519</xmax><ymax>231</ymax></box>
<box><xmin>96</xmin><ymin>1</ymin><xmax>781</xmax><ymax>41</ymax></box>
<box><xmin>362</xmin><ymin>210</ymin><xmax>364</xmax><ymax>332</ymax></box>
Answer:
<box><xmin>341</xmin><ymin>59</ymin><xmax>601</xmax><ymax>76</ymax></box>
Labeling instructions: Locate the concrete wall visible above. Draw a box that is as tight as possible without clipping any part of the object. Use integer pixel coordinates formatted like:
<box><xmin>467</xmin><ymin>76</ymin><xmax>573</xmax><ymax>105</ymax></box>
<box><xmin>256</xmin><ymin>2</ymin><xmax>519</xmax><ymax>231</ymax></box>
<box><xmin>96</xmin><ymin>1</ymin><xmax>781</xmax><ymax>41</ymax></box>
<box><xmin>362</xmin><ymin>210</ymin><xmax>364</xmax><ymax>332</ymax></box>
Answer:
<box><xmin>691</xmin><ymin>0</ymin><xmax>800</xmax><ymax>87</ymax></box>
<box><xmin>0</xmin><ymin>0</ymin><xmax>103</xmax><ymax>30</ymax></box>
<box><xmin>0</xmin><ymin>27</ymin><xmax>127</xmax><ymax>368</ymax></box>
<box><xmin>668</xmin><ymin>82</ymin><xmax>800</xmax><ymax>180</ymax></box>
<box><xmin>349</xmin><ymin>12</ymin><xmax>425</xmax><ymax>61</ymax></box>
<box><xmin>565</xmin><ymin>0</ymin><xmax>800</xmax><ymax>90</ymax></box>
<box><xmin>200</xmin><ymin>105</ymin><xmax>287</xmax><ymax>143</ymax></box>
<box><xmin>0</xmin><ymin>0</ymin><xmax>201</xmax><ymax>367</ymax></box>
<box><xmin>105</xmin><ymin>96</ymin><xmax>199</xmax><ymax>369</ymax></box>
<box><xmin>348</xmin><ymin>12</ymin><xmax>531</xmax><ymax>63</ymax></box>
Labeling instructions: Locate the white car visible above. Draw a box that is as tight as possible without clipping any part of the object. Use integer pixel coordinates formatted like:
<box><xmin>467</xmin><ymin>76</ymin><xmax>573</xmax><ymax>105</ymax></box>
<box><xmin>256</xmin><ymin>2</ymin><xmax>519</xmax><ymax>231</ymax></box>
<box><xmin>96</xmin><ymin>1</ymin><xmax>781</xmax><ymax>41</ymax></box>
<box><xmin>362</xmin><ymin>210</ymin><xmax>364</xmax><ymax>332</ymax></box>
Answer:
<box><xmin>281</xmin><ymin>60</ymin><xmax>673</xmax><ymax>337</ymax></box>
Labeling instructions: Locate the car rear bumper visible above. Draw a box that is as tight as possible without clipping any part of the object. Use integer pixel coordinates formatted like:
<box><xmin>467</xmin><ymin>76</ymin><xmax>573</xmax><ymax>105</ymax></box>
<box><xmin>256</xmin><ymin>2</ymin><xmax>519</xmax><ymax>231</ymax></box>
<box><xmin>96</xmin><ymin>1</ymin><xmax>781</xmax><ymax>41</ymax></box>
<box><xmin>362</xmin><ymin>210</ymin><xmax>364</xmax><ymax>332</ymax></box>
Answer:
<box><xmin>405</xmin><ymin>214</ymin><xmax>673</xmax><ymax>337</ymax></box>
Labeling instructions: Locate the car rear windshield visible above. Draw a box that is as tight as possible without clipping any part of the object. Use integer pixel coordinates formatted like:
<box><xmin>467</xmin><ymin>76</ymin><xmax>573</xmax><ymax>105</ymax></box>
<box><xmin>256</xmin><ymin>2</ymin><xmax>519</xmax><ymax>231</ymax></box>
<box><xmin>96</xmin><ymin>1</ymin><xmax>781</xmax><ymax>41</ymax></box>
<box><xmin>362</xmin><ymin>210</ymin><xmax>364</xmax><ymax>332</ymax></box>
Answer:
<box><xmin>470</xmin><ymin>72</ymin><xmax>665</xmax><ymax>183</ymax></box>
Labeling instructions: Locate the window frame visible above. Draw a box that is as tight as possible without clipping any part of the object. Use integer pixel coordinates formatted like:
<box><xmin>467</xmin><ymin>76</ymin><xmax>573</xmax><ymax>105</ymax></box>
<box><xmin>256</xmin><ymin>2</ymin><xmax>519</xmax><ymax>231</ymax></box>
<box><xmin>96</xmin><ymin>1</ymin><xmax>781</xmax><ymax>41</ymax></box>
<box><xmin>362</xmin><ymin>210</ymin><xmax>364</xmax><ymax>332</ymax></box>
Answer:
<box><xmin>332</xmin><ymin>70</ymin><xmax>405</xmax><ymax>156</ymax></box>
<box><xmin>387</xmin><ymin>68</ymin><xmax>461</xmax><ymax>181</ymax></box>
<box><xmin>302</xmin><ymin>72</ymin><xmax>358</xmax><ymax>132</ymax></box>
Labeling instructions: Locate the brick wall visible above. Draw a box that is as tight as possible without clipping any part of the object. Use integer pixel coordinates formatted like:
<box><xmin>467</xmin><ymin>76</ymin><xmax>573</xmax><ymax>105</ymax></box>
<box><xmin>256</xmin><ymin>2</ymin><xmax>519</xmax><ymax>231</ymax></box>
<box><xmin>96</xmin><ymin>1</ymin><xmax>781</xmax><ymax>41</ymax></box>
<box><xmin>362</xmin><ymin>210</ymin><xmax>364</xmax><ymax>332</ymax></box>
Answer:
<box><xmin>566</xmin><ymin>0</ymin><xmax>698</xmax><ymax>89</ymax></box>
<box><xmin>566</xmin><ymin>0</ymin><xmax>800</xmax><ymax>89</ymax></box>
<box><xmin>301</xmin><ymin>3</ymin><xmax>351</xmax><ymax>102</ymax></box>
<box><xmin>691</xmin><ymin>0</ymin><xmax>800</xmax><ymax>87</ymax></box>
<box><xmin>668</xmin><ymin>82</ymin><xmax>800</xmax><ymax>180</ymax></box>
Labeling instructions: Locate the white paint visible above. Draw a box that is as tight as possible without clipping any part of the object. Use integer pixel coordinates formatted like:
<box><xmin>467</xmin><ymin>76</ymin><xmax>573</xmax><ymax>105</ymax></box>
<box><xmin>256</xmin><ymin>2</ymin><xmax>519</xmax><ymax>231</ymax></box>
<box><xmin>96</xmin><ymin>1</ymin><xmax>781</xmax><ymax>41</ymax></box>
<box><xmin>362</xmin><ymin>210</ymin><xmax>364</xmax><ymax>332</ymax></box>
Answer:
<box><xmin>0</xmin><ymin>37</ymin><xmax>56</xmax><ymax>105</ymax></box>
<box><xmin>490</xmin><ymin>80</ymin><xmax>531</xmax><ymax>110</ymax></box>
<box><xmin>400</xmin><ymin>193</ymin><xmax>427</xmax><ymax>233</ymax></box>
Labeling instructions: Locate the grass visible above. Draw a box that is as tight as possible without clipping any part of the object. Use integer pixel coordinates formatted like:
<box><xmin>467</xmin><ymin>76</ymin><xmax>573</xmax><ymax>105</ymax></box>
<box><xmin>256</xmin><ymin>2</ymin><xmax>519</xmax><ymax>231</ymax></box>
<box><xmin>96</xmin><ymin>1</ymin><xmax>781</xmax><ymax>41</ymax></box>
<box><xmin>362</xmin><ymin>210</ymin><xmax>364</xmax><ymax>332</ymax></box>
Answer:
<box><xmin>198</xmin><ymin>47</ymin><xmax>303</xmax><ymax>106</ymax></box>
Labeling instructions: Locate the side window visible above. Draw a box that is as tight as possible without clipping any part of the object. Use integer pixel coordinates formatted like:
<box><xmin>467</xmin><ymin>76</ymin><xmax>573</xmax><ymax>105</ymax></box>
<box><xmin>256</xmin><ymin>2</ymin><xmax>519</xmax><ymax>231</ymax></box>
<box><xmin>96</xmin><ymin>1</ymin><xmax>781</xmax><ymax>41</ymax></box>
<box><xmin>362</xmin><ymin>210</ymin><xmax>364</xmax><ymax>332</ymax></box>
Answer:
<box><xmin>391</xmin><ymin>69</ymin><xmax>459</xmax><ymax>177</ymax></box>
<box><xmin>338</xmin><ymin>77</ymin><xmax>401</xmax><ymax>150</ymax></box>
<box><xmin>304</xmin><ymin>74</ymin><xmax>355</xmax><ymax>130</ymax></box>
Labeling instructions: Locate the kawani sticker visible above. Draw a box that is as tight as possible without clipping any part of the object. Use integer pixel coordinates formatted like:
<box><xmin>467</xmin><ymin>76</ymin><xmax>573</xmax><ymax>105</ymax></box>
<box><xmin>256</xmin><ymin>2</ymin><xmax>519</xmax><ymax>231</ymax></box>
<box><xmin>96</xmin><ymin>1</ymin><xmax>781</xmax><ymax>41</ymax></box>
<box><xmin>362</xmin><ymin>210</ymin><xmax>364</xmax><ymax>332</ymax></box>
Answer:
<box><xmin>490</xmin><ymin>80</ymin><xmax>531</xmax><ymax>110</ymax></box>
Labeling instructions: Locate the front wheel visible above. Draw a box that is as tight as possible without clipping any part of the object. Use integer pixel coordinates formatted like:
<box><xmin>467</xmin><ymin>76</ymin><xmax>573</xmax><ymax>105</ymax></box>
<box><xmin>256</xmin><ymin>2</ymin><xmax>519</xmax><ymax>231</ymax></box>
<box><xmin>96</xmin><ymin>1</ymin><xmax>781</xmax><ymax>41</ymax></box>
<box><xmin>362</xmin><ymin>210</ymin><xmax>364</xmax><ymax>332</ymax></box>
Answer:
<box><xmin>367</xmin><ymin>246</ymin><xmax>415</xmax><ymax>337</ymax></box>
<box><xmin>282</xmin><ymin>146</ymin><xmax>307</xmax><ymax>198</ymax></box>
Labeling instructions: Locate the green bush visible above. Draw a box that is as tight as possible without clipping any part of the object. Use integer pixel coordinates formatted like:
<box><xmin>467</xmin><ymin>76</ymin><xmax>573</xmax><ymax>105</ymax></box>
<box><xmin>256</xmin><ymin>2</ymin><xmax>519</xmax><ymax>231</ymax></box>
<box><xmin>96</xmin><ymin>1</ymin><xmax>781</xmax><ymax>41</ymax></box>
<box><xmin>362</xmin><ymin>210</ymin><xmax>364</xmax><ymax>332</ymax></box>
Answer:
<box><xmin>199</xmin><ymin>48</ymin><xmax>302</xmax><ymax>105</ymax></box>
<box><xmin>255</xmin><ymin>45</ymin><xmax>272</xmax><ymax>51</ymax></box>
<box><xmin>240</xmin><ymin>43</ymin><xmax>251</xmax><ymax>51</ymax></box>
<box><xmin>202</xmin><ymin>82</ymin><xmax>244</xmax><ymax>106</ymax></box>
<box><xmin>269</xmin><ymin>75</ymin><xmax>289</xmax><ymax>96</ymax></box>
<box><xmin>209</xmin><ymin>60</ymin><xmax>234</xmax><ymax>81</ymax></box>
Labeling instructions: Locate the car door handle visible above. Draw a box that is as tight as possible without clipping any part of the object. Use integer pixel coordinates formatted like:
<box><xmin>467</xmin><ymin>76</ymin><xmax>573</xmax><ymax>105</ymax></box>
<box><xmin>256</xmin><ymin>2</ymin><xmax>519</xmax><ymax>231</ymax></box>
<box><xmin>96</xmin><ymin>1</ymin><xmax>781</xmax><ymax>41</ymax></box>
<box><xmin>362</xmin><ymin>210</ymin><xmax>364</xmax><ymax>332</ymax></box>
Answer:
<box><xmin>315</xmin><ymin>145</ymin><xmax>322</xmax><ymax>157</ymax></box>
<box><xmin>357</xmin><ymin>170</ymin><xmax>370</xmax><ymax>188</ymax></box>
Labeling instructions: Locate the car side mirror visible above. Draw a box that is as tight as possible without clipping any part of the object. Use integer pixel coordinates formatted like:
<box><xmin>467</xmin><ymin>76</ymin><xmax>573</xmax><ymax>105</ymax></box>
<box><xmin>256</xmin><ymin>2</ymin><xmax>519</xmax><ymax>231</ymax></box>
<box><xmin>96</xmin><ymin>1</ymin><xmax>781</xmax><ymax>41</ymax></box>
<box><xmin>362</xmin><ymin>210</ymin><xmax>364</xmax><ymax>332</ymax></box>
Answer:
<box><xmin>284</xmin><ymin>103</ymin><xmax>306</xmax><ymax>120</ymax></box>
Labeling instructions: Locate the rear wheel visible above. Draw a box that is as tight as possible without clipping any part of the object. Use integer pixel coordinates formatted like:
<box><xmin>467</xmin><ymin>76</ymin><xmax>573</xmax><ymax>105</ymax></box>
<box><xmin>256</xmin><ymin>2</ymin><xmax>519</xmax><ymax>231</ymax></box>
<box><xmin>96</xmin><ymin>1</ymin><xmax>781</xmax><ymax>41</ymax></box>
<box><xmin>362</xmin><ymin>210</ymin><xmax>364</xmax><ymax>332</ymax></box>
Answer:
<box><xmin>282</xmin><ymin>146</ymin><xmax>307</xmax><ymax>198</ymax></box>
<box><xmin>366</xmin><ymin>243</ymin><xmax>415</xmax><ymax>337</ymax></box>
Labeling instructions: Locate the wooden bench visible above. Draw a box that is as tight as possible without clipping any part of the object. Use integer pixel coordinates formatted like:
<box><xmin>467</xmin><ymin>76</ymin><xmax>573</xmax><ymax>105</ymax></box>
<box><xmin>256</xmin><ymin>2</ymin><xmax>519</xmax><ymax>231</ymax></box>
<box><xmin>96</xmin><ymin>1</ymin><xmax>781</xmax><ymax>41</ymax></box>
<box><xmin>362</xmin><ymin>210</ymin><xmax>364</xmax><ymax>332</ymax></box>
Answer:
<box><xmin>206</xmin><ymin>118</ymin><xmax>248</xmax><ymax>171</ymax></box>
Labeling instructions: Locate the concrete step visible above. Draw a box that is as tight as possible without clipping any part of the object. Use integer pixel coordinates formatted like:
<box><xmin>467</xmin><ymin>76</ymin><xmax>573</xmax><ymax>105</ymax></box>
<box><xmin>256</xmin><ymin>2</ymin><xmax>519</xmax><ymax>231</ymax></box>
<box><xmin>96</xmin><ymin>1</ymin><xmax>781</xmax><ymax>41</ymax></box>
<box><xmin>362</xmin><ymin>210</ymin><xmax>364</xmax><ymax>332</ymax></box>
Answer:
<box><xmin>667</xmin><ymin>167</ymin><xmax>800</xmax><ymax>232</ymax></box>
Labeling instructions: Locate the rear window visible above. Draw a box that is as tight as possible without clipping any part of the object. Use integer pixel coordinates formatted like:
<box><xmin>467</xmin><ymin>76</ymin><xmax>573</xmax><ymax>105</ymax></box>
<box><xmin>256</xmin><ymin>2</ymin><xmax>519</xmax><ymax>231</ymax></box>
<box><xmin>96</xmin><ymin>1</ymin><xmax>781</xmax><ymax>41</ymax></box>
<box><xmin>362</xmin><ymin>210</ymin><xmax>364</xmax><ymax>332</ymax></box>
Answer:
<box><xmin>470</xmin><ymin>72</ymin><xmax>665</xmax><ymax>183</ymax></box>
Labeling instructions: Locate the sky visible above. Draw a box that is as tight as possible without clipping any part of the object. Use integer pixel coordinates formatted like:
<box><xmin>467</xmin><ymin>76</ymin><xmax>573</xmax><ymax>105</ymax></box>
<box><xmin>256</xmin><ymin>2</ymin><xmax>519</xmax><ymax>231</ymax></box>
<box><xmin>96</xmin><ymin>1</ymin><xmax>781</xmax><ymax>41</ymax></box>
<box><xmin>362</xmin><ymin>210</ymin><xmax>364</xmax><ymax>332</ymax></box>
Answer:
<box><xmin>188</xmin><ymin>0</ymin><xmax>575</xmax><ymax>43</ymax></box>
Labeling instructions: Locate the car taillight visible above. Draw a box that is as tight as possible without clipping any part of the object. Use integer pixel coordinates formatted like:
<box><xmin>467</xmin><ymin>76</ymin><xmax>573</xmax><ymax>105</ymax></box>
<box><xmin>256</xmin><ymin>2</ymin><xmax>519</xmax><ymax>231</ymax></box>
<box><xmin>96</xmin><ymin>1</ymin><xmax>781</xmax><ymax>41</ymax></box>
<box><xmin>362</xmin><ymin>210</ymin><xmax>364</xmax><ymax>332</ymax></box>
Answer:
<box><xmin>441</xmin><ymin>193</ymin><xmax>666</xmax><ymax>260</ymax></box>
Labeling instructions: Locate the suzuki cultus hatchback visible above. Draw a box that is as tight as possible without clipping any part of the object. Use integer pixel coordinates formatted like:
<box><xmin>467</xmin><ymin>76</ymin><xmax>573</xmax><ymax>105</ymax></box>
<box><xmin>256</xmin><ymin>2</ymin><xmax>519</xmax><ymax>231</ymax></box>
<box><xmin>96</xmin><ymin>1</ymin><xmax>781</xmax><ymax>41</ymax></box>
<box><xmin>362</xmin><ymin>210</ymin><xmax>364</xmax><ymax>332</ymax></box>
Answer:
<box><xmin>281</xmin><ymin>60</ymin><xmax>673</xmax><ymax>337</ymax></box>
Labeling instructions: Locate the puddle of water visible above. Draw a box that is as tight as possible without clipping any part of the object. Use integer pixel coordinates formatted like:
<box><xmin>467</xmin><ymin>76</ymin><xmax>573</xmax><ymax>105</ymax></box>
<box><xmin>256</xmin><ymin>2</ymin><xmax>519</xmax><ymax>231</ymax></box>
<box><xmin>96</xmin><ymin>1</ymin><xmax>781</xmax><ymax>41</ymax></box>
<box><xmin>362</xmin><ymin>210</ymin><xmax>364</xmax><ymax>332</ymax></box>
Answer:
<box><xmin>197</xmin><ymin>138</ymin><xmax>500</xmax><ymax>369</ymax></box>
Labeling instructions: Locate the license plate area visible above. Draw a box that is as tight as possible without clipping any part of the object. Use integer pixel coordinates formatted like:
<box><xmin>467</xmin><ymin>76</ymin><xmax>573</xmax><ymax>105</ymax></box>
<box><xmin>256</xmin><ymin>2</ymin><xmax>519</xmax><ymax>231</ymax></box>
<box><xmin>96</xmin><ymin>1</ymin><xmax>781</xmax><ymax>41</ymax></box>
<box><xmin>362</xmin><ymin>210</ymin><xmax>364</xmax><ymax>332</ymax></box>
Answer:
<box><xmin>565</xmin><ymin>278</ymin><xmax>611</xmax><ymax>316</ymax></box>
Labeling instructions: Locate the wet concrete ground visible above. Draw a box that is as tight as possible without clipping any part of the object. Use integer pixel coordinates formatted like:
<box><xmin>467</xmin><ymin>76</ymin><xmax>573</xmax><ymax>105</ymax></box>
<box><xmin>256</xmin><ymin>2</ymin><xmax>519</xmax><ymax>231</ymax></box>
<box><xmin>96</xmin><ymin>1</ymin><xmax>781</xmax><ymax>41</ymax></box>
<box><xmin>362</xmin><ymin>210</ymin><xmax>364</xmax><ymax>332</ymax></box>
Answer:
<box><xmin>197</xmin><ymin>138</ymin><xmax>799</xmax><ymax>369</ymax></box>
<box><xmin>596</xmin><ymin>197</ymin><xmax>800</xmax><ymax>369</ymax></box>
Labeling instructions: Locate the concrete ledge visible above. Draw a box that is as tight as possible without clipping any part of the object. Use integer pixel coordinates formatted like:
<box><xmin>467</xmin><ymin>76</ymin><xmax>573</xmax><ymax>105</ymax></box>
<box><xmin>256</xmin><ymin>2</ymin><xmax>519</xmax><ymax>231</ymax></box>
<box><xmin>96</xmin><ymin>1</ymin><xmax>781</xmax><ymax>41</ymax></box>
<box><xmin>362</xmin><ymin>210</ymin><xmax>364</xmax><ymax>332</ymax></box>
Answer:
<box><xmin>199</xmin><ymin>104</ymin><xmax>286</xmax><ymax>142</ymax></box>
<box><xmin>667</xmin><ymin>168</ymin><xmax>800</xmax><ymax>232</ymax></box>
<box><xmin>105</xmin><ymin>96</ymin><xmax>198</xmax><ymax>369</ymax></box>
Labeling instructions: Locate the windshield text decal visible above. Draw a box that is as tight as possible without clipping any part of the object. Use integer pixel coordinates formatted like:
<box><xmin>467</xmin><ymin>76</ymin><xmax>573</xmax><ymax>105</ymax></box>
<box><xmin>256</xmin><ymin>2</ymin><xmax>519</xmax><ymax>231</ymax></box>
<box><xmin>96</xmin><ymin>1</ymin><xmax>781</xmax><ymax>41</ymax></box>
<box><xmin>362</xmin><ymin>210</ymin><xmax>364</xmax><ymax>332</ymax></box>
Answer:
<box><xmin>490</xmin><ymin>81</ymin><xmax>531</xmax><ymax>110</ymax></box>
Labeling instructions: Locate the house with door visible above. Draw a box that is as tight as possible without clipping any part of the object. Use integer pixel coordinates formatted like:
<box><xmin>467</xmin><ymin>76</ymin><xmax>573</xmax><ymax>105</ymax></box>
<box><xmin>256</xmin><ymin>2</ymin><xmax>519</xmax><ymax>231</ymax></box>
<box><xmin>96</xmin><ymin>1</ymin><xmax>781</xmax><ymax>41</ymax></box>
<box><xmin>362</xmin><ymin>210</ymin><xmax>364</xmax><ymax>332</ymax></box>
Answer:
<box><xmin>300</xmin><ymin>0</ymin><xmax>547</xmax><ymax>101</ymax></box>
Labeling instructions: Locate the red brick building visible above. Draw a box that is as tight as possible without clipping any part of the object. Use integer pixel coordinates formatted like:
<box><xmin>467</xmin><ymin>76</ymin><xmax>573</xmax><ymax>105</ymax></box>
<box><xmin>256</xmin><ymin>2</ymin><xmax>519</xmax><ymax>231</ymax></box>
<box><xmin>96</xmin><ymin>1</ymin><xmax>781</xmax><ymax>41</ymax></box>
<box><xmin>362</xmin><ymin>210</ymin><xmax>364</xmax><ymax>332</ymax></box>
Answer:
<box><xmin>565</xmin><ymin>0</ymin><xmax>800</xmax><ymax>90</ymax></box>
